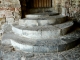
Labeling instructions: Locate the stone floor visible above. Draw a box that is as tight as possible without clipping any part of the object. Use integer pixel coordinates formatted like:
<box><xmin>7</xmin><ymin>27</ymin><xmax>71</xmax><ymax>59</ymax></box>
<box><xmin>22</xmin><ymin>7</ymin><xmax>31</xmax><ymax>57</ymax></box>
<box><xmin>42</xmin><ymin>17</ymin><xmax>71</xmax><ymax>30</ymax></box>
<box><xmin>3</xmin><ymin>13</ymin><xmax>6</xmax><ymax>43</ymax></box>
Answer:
<box><xmin>0</xmin><ymin>40</ymin><xmax>80</xmax><ymax>60</ymax></box>
<box><xmin>0</xmin><ymin>15</ymin><xmax>80</xmax><ymax>60</ymax></box>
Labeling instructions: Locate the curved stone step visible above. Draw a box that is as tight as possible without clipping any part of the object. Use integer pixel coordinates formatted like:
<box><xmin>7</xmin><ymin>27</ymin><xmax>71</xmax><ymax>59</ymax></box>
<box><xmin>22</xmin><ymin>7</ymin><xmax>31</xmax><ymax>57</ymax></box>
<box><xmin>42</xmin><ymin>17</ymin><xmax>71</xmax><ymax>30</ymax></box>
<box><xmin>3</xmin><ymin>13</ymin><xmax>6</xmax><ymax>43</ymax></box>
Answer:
<box><xmin>25</xmin><ymin>12</ymin><xmax>59</xmax><ymax>18</ymax></box>
<box><xmin>2</xmin><ymin>29</ymin><xmax>80</xmax><ymax>53</ymax></box>
<box><xmin>12</xmin><ymin>21</ymin><xmax>73</xmax><ymax>39</ymax></box>
<box><xmin>19</xmin><ymin>15</ymin><xmax>66</xmax><ymax>27</ymax></box>
<box><xmin>25</xmin><ymin>14</ymin><xmax>48</xmax><ymax>18</ymax></box>
<box><xmin>34</xmin><ymin>12</ymin><xmax>59</xmax><ymax>16</ymax></box>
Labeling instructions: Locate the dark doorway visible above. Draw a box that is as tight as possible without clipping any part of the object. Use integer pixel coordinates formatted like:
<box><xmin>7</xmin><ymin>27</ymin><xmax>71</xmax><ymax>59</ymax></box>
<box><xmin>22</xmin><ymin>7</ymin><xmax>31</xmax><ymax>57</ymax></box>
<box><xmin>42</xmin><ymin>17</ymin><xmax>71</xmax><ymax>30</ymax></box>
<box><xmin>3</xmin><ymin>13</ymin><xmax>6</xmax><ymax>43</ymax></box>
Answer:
<box><xmin>20</xmin><ymin>0</ymin><xmax>52</xmax><ymax>18</ymax></box>
<box><xmin>26</xmin><ymin>0</ymin><xmax>52</xmax><ymax>8</ymax></box>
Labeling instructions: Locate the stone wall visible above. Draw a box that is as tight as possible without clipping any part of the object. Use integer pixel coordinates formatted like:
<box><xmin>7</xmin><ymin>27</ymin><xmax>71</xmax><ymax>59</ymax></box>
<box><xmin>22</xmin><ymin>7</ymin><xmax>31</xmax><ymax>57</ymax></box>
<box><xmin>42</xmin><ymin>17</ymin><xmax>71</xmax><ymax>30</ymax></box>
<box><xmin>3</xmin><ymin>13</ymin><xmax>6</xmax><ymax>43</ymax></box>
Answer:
<box><xmin>20</xmin><ymin>0</ymin><xmax>80</xmax><ymax>17</ymax></box>
<box><xmin>0</xmin><ymin>0</ymin><xmax>80</xmax><ymax>23</ymax></box>
<box><xmin>53</xmin><ymin>0</ymin><xmax>80</xmax><ymax>17</ymax></box>
<box><xmin>0</xmin><ymin>0</ymin><xmax>21</xmax><ymax>25</ymax></box>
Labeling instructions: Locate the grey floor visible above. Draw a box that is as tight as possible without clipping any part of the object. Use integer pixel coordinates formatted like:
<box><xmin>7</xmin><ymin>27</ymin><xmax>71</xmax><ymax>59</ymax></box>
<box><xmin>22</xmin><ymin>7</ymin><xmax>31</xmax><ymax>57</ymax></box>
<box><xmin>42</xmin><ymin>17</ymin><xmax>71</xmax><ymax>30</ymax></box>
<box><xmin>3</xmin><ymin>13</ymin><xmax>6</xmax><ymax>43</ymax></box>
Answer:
<box><xmin>0</xmin><ymin>40</ymin><xmax>80</xmax><ymax>60</ymax></box>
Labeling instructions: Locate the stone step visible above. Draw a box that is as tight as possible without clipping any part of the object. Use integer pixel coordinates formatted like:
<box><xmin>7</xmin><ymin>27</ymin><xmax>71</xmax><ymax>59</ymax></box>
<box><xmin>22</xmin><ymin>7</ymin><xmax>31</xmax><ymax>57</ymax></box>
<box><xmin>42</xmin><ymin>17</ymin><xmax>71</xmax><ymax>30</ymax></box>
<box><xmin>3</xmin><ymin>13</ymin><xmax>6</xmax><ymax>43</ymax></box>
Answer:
<box><xmin>2</xmin><ymin>29</ymin><xmax>80</xmax><ymax>53</ymax></box>
<box><xmin>25</xmin><ymin>12</ymin><xmax>59</xmax><ymax>18</ymax></box>
<box><xmin>19</xmin><ymin>15</ymin><xmax>66</xmax><ymax>27</ymax></box>
<box><xmin>34</xmin><ymin>12</ymin><xmax>59</xmax><ymax>16</ymax></box>
<box><xmin>12</xmin><ymin>21</ymin><xmax>73</xmax><ymax>39</ymax></box>
<box><xmin>25</xmin><ymin>14</ymin><xmax>48</xmax><ymax>18</ymax></box>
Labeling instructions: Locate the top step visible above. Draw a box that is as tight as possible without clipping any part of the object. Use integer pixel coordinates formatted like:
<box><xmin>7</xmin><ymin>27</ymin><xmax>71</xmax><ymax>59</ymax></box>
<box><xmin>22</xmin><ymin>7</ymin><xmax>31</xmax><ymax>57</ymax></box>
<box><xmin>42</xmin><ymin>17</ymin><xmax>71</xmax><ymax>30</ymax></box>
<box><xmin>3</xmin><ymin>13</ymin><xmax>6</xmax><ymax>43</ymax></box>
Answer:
<box><xmin>19</xmin><ymin>15</ymin><xmax>66</xmax><ymax>27</ymax></box>
<box><xmin>25</xmin><ymin>12</ymin><xmax>59</xmax><ymax>18</ymax></box>
<box><xmin>25</xmin><ymin>14</ymin><xmax>48</xmax><ymax>19</ymax></box>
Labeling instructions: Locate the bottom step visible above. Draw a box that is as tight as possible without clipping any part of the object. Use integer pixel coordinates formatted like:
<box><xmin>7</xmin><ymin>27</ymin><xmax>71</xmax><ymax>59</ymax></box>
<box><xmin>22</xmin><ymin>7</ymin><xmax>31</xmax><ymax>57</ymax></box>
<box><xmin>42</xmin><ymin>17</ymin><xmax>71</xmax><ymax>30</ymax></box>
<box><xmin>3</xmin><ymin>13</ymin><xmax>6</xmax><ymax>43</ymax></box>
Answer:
<box><xmin>2</xmin><ymin>29</ymin><xmax>80</xmax><ymax>53</ymax></box>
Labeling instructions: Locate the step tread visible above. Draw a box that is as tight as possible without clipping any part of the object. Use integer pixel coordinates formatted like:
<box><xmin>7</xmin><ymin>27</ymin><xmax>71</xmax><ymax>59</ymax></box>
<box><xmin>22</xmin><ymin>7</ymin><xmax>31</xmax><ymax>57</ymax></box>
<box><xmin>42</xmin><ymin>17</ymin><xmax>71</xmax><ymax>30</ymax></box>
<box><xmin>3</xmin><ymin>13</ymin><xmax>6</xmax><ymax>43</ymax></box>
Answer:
<box><xmin>23</xmin><ymin>14</ymin><xmax>65</xmax><ymax>20</ymax></box>
<box><xmin>2</xmin><ymin>29</ymin><xmax>80</xmax><ymax>53</ymax></box>
<box><xmin>2</xmin><ymin>32</ymin><xmax>66</xmax><ymax>46</ymax></box>
<box><xmin>2</xmin><ymin>29</ymin><xmax>80</xmax><ymax>46</ymax></box>
<box><xmin>14</xmin><ymin>21</ymin><xmax>73</xmax><ymax>31</ymax></box>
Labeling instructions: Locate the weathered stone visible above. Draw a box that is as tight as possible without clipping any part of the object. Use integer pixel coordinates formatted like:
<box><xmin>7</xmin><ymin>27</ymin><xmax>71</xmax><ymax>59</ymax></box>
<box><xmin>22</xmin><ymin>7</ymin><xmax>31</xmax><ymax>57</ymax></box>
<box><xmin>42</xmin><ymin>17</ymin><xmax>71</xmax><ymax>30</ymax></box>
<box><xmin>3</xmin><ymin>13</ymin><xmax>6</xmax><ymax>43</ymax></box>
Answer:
<box><xmin>1</xmin><ymin>23</ymin><xmax>12</xmax><ymax>33</ymax></box>
<box><xmin>12</xmin><ymin>21</ymin><xmax>73</xmax><ymax>39</ymax></box>
<box><xmin>0</xmin><ymin>0</ymin><xmax>21</xmax><ymax>21</ymax></box>
<box><xmin>25</xmin><ymin>14</ymin><xmax>46</xmax><ymax>18</ymax></box>
<box><xmin>12</xmin><ymin>26</ymin><xmax>22</xmax><ymax>35</ymax></box>
<box><xmin>0</xmin><ymin>10</ymin><xmax>5</xmax><ymax>18</ymax></box>
<box><xmin>5</xmin><ymin>10</ymin><xmax>14</xmax><ymax>18</ymax></box>
<box><xmin>1</xmin><ymin>11</ymin><xmax>80</xmax><ymax>54</ymax></box>
<box><xmin>0</xmin><ymin>44</ymin><xmax>80</xmax><ymax>60</ymax></box>
<box><xmin>15</xmin><ymin>8</ymin><xmax>21</xmax><ymax>13</ymax></box>
<box><xmin>11</xmin><ymin>40</ymin><xmax>34</xmax><ymax>52</ymax></box>
<box><xmin>21</xmin><ymin>14</ymin><xmax>66</xmax><ymax>27</ymax></box>
<box><xmin>0</xmin><ymin>21</ymin><xmax>1</xmax><ymax>26</ymax></box>
<box><xmin>6</xmin><ymin>18</ymin><xmax>14</xmax><ymax>24</ymax></box>
<box><xmin>21</xmin><ymin>56</ymin><xmax>26</xmax><ymax>60</ymax></box>
<box><xmin>0</xmin><ymin>18</ymin><xmax>6</xmax><ymax>23</ymax></box>
<box><xmin>20</xmin><ymin>19</ymin><xmax>38</xmax><ymax>27</ymax></box>
<box><xmin>1</xmin><ymin>28</ymin><xmax>80</xmax><ymax>53</ymax></box>
<box><xmin>14</xmin><ymin>12</ymin><xmax>21</xmax><ymax>20</ymax></box>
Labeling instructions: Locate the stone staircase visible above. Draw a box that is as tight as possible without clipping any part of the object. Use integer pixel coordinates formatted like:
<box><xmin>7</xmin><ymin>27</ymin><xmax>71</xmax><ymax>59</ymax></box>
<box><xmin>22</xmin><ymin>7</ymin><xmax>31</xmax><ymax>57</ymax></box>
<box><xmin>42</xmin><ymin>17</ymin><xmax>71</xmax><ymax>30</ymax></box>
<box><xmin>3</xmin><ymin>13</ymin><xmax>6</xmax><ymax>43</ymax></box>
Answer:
<box><xmin>1</xmin><ymin>12</ymin><xmax>80</xmax><ymax>53</ymax></box>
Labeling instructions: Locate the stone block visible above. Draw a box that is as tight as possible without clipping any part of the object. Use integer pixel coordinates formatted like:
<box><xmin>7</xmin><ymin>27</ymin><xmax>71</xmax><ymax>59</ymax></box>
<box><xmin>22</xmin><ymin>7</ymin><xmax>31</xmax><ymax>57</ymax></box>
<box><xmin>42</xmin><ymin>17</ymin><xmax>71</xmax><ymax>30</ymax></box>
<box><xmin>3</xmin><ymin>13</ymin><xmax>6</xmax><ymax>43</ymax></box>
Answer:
<box><xmin>9</xmin><ymin>8</ymin><xmax>15</xmax><ymax>11</ymax></box>
<box><xmin>15</xmin><ymin>8</ymin><xmax>21</xmax><ymax>13</ymax></box>
<box><xmin>47</xmin><ymin>46</ymin><xmax>58</xmax><ymax>53</ymax></box>
<box><xmin>5</xmin><ymin>10</ymin><xmax>14</xmax><ymax>18</ymax></box>
<box><xmin>38</xmin><ymin>46</ymin><xmax>48</xmax><ymax>53</ymax></box>
<box><xmin>6</xmin><ymin>18</ymin><xmax>14</xmax><ymax>24</ymax></box>
<box><xmin>12</xmin><ymin>25</ymin><xmax>60</xmax><ymax>39</ymax></box>
<box><xmin>19</xmin><ymin>19</ymin><xmax>38</xmax><ymax>27</ymax></box>
<box><xmin>14</xmin><ymin>20</ymin><xmax>19</xmax><ymax>24</ymax></box>
<box><xmin>38</xmin><ymin>19</ymin><xmax>56</xmax><ymax>26</ymax></box>
<box><xmin>61</xmin><ymin>7</ymin><xmax>66</xmax><ymax>16</ymax></box>
<box><xmin>0</xmin><ymin>21</ymin><xmax>1</xmax><ymax>25</ymax></box>
<box><xmin>55</xmin><ymin>21</ymin><xmax>73</xmax><ymax>35</ymax></box>
<box><xmin>25</xmin><ymin>14</ymin><xmax>43</xmax><ymax>18</ymax></box>
<box><xmin>11</xmin><ymin>40</ymin><xmax>33</xmax><ymax>52</ymax></box>
<box><xmin>12</xmin><ymin>21</ymin><xmax>73</xmax><ymax>39</ymax></box>
<box><xmin>19</xmin><ymin>14</ymin><xmax>66</xmax><ymax>27</ymax></box>
<box><xmin>41</xmin><ymin>30</ymin><xmax>60</xmax><ymax>39</ymax></box>
<box><xmin>2</xmin><ymin>26</ymin><xmax>80</xmax><ymax>53</ymax></box>
<box><xmin>61</xmin><ymin>27</ymin><xmax>71</xmax><ymax>35</ymax></box>
<box><xmin>12</xmin><ymin>26</ymin><xmax>22</xmax><ymax>35</ymax></box>
<box><xmin>1</xmin><ymin>39</ymin><xmax>11</xmax><ymax>45</ymax></box>
<box><xmin>19</xmin><ymin>19</ymin><xmax>25</xmax><ymax>26</ymax></box>
<box><xmin>33</xmin><ymin>46</ymin><xmax>39</xmax><ymax>53</ymax></box>
<box><xmin>0</xmin><ymin>8</ymin><xmax>3</xmax><ymax>10</ymax></box>
<box><xmin>0</xmin><ymin>18</ymin><xmax>6</xmax><ymax>23</ymax></box>
<box><xmin>25</xmin><ymin>20</ymin><xmax>38</xmax><ymax>27</ymax></box>
<box><xmin>14</xmin><ymin>12</ymin><xmax>21</xmax><ymax>20</ymax></box>
<box><xmin>0</xmin><ymin>14</ymin><xmax>4</xmax><ymax>18</ymax></box>
<box><xmin>22</xmin><ymin>30</ymin><xmax>41</xmax><ymax>39</ymax></box>
<box><xmin>33</xmin><ymin>46</ymin><xmax>48</xmax><ymax>53</ymax></box>
<box><xmin>0</xmin><ymin>10</ymin><xmax>5</xmax><ymax>18</ymax></box>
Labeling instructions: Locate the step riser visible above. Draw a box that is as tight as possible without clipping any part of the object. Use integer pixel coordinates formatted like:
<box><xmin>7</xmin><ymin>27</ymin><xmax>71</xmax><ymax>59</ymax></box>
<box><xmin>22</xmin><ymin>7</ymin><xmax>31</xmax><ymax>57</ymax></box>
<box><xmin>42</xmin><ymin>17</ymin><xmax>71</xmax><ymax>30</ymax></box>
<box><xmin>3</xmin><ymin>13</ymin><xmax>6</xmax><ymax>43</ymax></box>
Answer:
<box><xmin>19</xmin><ymin>19</ymin><xmax>66</xmax><ymax>27</ymax></box>
<box><xmin>25</xmin><ymin>15</ymin><xmax>48</xmax><ymax>18</ymax></box>
<box><xmin>1</xmin><ymin>13</ymin><xmax>80</xmax><ymax>53</ymax></box>
<box><xmin>12</xmin><ymin>21</ymin><xmax>73</xmax><ymax>39</ymax></box>
<box><xmin>11</xmin><ymin>38</ymin><xmax>80</xmax><ymax>53</ymax></box>
<box><xmin>19</xmin><ymin>15</ymin><xmax>66</xmax><ymax>27</ymax></box>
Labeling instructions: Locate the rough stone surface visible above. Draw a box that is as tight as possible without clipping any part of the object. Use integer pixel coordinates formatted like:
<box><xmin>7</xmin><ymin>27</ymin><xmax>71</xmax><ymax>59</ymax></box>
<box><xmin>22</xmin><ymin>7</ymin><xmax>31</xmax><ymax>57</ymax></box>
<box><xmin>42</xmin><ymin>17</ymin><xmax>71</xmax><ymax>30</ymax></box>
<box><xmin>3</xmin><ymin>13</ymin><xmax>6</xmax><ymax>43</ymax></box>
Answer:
<box><xmin>25</xmin><ymin>14</ymin><xmax>48</xmax><ymax>18</ymax></box>
<box><xmin>12</xmin><ymin>21</ymin><xmax>73</xmax><ymax>39</ymax></box>
<box><xmin>2</xmin><ymin>28</ymin><xmax>80</xmax><ymax>53</ymax></box>
<box><xmin>1</xmin><ymin>23</ymin><xmax>12</xmax><ymax>33</ymax></box>
<box><xmin>6</xmin><ymin>18</ymin><xmax>14</xmax><ymax>24</ymax></box>
<box><xmin>1</xmin><ymin>12</ymin><xmax>80</xmax><ymax>53</ymax></box>
<box><xmin>0</xmin><ymin>43</ymin><xmax>80</xmax><ymax>60</ymax></box>
<box><xmin>19</xmin><ymin>14</ymin><xmax>66</xmax><ymax>26</ymax></box>
<box><xmin>0</xmin><ymin>0</ymin><xmax>80</xmax><ymax>59</ymax></box>
<box><xmin>0</xmin><ymin>0</ymin><xmax>21</xmax><ymax>25</ymax></box>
